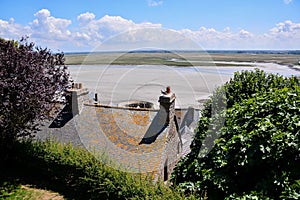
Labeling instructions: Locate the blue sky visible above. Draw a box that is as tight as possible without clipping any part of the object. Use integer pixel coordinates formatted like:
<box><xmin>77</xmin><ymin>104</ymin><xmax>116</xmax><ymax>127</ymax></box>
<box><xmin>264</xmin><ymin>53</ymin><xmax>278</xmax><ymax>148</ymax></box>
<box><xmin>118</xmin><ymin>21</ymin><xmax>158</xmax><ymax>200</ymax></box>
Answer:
<box><xmin>0</xmin><ymin>0</ymin><xmax>299</xmax><ymax>51</ymax></box>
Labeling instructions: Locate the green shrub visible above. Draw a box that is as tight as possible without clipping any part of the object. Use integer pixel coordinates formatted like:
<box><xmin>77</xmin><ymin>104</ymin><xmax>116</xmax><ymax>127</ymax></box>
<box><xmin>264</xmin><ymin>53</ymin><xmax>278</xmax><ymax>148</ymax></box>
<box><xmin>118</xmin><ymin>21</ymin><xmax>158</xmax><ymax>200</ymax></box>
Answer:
<box><xmin>186</xmin><ymin>69</ymin><xmax>299</xmax><ymax>161</ymax></box>
<box><xmin>172</xmin><ymin>69</ymin><xmax>300</xmax><ymax>199</ymax></box>
<box><xmin>1</xmin><ymin>139</ymin><xmax>188</xmax><ymax>200</ymax></box>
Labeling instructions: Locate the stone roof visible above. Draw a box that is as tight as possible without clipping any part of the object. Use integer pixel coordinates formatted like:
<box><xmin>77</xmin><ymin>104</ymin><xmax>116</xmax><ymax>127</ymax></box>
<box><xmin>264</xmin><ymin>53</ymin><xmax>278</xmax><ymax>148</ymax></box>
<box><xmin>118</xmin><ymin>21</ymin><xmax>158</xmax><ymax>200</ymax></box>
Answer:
<box><xmin>79</xmin><ymin>106</ymin><xmax>168</xmax><ymax>173</ymax></box>
<box><xmin>36</xmin><ymin>87</ymin><xmax>198</xmax><ymax>180</ymax></box>
<box><xmin>37</xmin><ymin>104</ymin><xmax>175</xmax><ymax>176</ymax></box>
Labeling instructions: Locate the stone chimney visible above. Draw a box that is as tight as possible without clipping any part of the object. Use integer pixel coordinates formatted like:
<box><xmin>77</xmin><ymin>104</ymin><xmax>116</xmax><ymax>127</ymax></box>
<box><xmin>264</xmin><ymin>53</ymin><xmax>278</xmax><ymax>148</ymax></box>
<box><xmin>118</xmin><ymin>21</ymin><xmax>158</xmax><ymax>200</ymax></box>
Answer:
<box><xmin>66</xmin><ymin>82</ymin><xmax>88</xmax><ymax>115</ymax></box>
<box><xmin>159</xmin><ymin>86</ymin><xmax>176</xmax><ymax>126</ymax></box>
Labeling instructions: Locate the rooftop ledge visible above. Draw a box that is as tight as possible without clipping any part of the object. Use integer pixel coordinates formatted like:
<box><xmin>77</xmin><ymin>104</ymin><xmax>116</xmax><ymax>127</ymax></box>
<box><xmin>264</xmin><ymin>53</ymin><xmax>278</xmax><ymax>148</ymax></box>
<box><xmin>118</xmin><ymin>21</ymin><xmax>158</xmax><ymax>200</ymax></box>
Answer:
<box><xmin>84</xmin><ymin>103</ymin><xmax>159</xmax><ymax>111</ymax></box>
<box><xmin>83</xmin><ymin>102</ymin><xmax>201</xmax><ymax>111</ymax></box>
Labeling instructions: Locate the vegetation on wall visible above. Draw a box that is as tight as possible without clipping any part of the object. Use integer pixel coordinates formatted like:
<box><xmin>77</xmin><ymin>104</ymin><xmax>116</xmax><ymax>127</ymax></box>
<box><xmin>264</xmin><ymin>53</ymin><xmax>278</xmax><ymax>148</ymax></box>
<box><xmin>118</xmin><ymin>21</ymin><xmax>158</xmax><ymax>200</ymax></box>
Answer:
<box><xmin>172</xmin><ymin>69</ymin><xmax>300</xmax><ymax>199</ymax></box>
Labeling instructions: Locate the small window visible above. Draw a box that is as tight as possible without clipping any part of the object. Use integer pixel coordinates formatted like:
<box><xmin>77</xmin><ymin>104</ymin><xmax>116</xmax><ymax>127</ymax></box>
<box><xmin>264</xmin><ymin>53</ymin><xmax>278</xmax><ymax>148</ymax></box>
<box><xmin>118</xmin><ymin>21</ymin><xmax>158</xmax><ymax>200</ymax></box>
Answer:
<box><xmin>164</xmin><ymin>159</ymin><xmax>168</xmax><ymax>181</ymax></box>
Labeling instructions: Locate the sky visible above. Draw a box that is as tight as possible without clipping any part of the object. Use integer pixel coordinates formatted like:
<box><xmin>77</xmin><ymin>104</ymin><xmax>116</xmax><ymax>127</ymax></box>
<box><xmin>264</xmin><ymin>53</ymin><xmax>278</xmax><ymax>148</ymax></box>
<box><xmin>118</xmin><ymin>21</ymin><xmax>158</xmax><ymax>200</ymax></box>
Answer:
<box><xmin>0</xmin><ymin>0</ymin><xmax>299</xmax><ymax>52</ymax></box>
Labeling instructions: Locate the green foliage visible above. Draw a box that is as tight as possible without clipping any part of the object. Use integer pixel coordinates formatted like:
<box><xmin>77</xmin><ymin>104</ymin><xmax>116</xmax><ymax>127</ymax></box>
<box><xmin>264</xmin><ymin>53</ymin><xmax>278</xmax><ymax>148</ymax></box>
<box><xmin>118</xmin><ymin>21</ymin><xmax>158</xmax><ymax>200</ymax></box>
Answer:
<box><xmin>0</xmin><ymin>181</ymin><xmax>21</xmax><ymax>199</ymax></box>
<box><xmin>172</xmin><ymin>69</ymin><xmax>300</xmax><ymax>199</ymax></box>
<box><xmin>0</xmin><ymin>140</ymin><xmax>189</xmax><ymax>200</ymax></box>
<box><xmin>0</xmin><ymin>183</ymin><xmax>48</xmax><ymax>200</ymax></box>
<box><xmin>225</xmin><ymin>69</ymin><xmax>298</xmax><ymax>108</ymax></box>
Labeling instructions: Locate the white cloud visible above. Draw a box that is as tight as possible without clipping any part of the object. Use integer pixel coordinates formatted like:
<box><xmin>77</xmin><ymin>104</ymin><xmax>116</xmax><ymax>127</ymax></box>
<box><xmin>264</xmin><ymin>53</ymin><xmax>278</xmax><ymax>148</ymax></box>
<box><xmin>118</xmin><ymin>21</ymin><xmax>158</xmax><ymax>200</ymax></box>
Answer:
<box><xmin>74</xmin><ymin>14</ymin><xmax>162</xmax><ymax>49</ymax></box>
<box><xmin>30</xmin><ymin>9</ymin><xmax>72</xmax><ymax>41</ymax></box>
<box><xmin>223</xmin><ymin>27</ymin><xmax>230</xmax><ymax>33</ymax></box>
<box><xmin>263</xmin><ymin>20</ymin><xmax>300</xmax><ymax>49</ymax></box>
<box><xmin>77</xmin><ymin>12</ymin><xmax>95</xmax><ymax>25</ymax></box>
<box><xmin>179</xmin><ymin>27</ymin><xmax>244</xmax><ymax>49</ymax></box>
<box><xmin>148</xmin><ymin>0</ymin><xmax>163</xmax><ymax>7</ymax></box>
<box><xmin>0</xmin><ymin>18</ymin><xmax>31</xmax><ymax>40</ymax></box>
<box><xmin>270</xmin><ymin>20</ymin><xmax>300</xmax><ymax>34</ymax></box>
<box><xmin>99</xmin><ymin>28</ymin><xmax>200</xmax><ymax>51</ymax></box>
<box><xmin>98</xmin><ymin>15</ymin><xmax>137</xmax><ymax>34</ymax></box>
<box><xmin>34</xmin><ymin>8</ymin><xmax>50</xmax><ymax>19</ymax></box>
<box><xmin>284</xmin><ymin>0</ymin><xmax>293</xmax><ymax>4</ymax></box>
<box><xmin>0</xmin><ymin>9</ymin><xmax>299</xmax><ymax>51</ymax></box>
<box><xmin>75</xmin><ymin>12</ymin><xmax>104</xmax><ymax>43</ymax></box>
<box><xmin>177</xmin><ymin>20</ymin><xmax>300</xmax><ymax>50</ymax></box>
<box><xmin>239</xmin><ymin>29</ymin><xmax>253</xmax><ymax>39</ymax></box>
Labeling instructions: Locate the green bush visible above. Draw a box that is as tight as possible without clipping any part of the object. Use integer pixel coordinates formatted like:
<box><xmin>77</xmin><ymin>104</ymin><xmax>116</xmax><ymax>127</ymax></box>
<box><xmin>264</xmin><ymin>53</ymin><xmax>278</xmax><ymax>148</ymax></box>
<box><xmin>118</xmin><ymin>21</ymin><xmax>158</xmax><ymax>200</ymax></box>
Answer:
<box><xmin>172</xmin><ymin>69</ymin><xmax>300</xmax><ymax>199</ymax></box>
<box><xmin>187</xmin><ymin>69</ymin><xmax>299</xmax><ymax>160</ymax></box>
<box><xmin>0</xmin><ymin>140</ymin><xmax>189</xmax><ymax>200</ymax></box>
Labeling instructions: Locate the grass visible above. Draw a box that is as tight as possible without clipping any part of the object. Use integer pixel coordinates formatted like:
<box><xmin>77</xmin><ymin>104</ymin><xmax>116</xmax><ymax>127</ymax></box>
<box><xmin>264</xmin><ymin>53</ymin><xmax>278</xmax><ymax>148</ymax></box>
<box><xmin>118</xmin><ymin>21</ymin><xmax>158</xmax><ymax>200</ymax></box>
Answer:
<box><xmin>65</xmin><ymin>52</ymin><xmax>195</xmax><ymax>66</ymax></box>
<box><xmin>65</xmin><ymin>52</ymin><xmax>300</xmax><ymax>66</ymax></box>
<box><xmin>0</xmin><ymin>182</ymin><xmax>63</xmax><ymax>200</ymax></box>
<box><xmin>0</xmin><ymin>139</ymin><xmax>196</xmax><ymax>200</ymax></box>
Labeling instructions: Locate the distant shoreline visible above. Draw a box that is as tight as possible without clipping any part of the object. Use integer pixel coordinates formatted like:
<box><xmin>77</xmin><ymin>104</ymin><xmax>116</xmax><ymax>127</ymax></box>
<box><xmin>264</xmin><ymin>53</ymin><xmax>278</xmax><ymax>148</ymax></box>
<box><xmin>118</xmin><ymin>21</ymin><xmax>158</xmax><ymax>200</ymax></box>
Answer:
<box><xmin>64</xmin><ymin>50</ymin><xmax>300</xmax><ymax>55</ymax></box>
<box><xmin>65</xmin><ymin>51</ymin><xmax>300</xmax><ymax>67</ymax></box>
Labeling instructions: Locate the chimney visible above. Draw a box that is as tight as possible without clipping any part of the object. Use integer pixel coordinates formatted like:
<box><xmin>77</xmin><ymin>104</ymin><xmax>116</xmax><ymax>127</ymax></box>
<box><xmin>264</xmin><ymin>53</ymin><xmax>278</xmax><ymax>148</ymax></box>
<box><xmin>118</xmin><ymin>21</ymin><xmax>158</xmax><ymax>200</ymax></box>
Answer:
<box><xmin>66</xmin><ymin>90</ymin><xmax>79</xmax><ymax>115</ymax></box>
<box><xmin>94</xmin><ymin>93</ymin><xmax>98</xmax><ymax>102</ymax></box>
<box><xmin>159</xmin><ymin>86</ymin><xmax>176</xmax><ymax>126</ymax></box>
<box><xmin>66</xmin><ymin>82</ymin><xmax>88</xmax><ymax>115</ymax></box>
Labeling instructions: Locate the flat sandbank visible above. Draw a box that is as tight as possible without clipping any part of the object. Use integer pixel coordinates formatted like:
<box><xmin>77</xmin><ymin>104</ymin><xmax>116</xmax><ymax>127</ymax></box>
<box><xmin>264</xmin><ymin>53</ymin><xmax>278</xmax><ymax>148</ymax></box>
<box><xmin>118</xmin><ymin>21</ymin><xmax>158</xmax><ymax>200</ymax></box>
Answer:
<box><xmin>65</xmin><ymin>51</ymin><xmax>299</xmax><ymax>109</ymax></box>
<box><xmin>68</xmin><ymin>63</ymin><xmax>298</xmax><ymax>109</ymax></box>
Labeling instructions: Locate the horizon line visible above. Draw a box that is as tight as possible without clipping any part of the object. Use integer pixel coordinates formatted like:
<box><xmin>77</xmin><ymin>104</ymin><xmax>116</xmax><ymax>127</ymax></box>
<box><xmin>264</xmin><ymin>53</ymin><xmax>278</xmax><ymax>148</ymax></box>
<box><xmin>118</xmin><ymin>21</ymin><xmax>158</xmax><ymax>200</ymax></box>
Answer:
<box><xmin>63</xmin><ymin>49</ymin><xmax>300</xmax><ymax>54</ymax></box>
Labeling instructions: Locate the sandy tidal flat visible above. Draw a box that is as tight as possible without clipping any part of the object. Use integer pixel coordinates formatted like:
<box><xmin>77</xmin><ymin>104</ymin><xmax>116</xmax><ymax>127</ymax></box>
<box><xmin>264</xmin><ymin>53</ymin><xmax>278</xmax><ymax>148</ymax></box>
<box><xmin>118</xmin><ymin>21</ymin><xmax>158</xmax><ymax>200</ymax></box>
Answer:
<box><xmin>68</xmin><ymin>62</ymin><xmax>299</xmax><ymax>109</ymax></box>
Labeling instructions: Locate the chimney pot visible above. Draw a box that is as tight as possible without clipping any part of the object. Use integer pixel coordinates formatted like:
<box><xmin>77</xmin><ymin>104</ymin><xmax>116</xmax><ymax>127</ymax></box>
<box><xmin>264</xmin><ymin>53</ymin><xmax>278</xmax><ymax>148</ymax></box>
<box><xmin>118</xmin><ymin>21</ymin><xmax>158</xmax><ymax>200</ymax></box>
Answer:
<box><xmin>166</xmin><ymin>86</ymin><xmax>171</xmax><ymax>94</ymax></box>
<box><xmin>159</xmin><ymin>88</ymin><xmax>176</xmax><ymax>126</ymax></box>
<box><xmin>94</xmin><ymin>93</ymin><xmax>98</xmax><ymax>102</ymax></box>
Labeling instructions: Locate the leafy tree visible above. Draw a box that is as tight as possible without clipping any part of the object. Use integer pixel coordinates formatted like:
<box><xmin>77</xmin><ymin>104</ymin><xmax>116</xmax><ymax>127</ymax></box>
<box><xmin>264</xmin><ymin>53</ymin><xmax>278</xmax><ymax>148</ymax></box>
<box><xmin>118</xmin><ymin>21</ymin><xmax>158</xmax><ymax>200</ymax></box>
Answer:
<box><xmin>172</xmin><ymin>69</ymin><xmax>300</xmax><ymax>199</ymax></box>
<box><xmin>0</xmin><ymin>38</ymin><xmax>70</xmax><ymax>143</ymax></box>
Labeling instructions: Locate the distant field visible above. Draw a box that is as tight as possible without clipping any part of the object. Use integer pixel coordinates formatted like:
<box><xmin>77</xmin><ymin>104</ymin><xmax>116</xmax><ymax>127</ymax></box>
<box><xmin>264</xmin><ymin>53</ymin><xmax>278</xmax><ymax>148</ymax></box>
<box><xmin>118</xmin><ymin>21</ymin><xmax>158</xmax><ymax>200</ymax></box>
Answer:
<box><xmin>65</xmin><ymin>51</ymin><xmax>300</xmax><ymax>66</ymax></box>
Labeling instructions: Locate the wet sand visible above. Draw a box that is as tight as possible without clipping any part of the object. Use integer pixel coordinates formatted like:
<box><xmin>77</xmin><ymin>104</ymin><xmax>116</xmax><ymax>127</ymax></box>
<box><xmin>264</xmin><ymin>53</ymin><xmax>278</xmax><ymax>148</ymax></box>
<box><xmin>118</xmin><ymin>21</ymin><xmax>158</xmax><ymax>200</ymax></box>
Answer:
<box><xmin>65</xmin><ymin>51</ymin><xmax>299</xmax><ymax>109</ymax></box>
<box><xmin>68</xmin><ymin>61</ymin><xmax>299</xmax><ymax>109</ymax></box>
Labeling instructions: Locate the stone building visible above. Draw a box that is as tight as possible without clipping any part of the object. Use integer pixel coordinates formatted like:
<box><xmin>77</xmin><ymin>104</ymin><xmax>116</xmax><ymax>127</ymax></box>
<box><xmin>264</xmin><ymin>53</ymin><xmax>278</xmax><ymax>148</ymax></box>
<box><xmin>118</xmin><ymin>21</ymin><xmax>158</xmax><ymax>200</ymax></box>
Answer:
<box><xmin>37</xmin><ymin>83</ymin><xmax>198</xmax><ymax>181</ymax></box>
